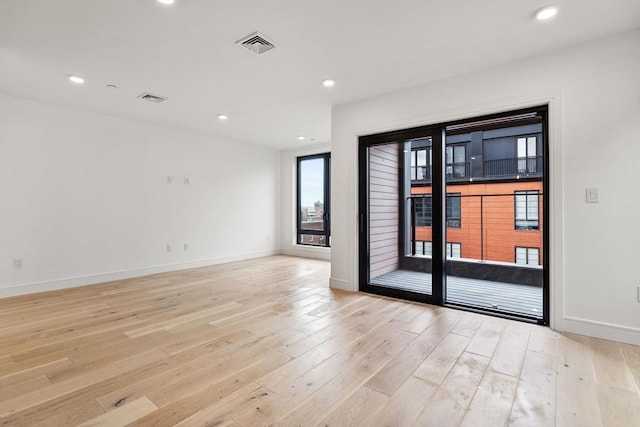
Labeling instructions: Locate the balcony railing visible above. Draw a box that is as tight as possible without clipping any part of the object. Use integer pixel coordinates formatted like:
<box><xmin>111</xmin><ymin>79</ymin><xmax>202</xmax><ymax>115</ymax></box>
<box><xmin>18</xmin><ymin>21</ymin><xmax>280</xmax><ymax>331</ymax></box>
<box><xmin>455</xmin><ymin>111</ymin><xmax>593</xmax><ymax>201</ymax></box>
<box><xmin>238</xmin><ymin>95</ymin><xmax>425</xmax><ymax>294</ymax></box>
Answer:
<box><xmin>408</xmin><ymin>192</ymin><xmax>543</xmax><ymax>264</ymax></box>
<box><xmin>412</xmin><ymin>157</ymin><xmax>543</xmax><ymax>183</ymax></box>
<box><xmin>483</xmin><ymin>156</ymin><xmax>543</xmax><ymax>177</ymax></box>
<box><xmin>412</xmin><ymin>162</ymin><xmax>471</xmax><ymax>182</ymax></box>
<box><xmin>445</xmin><ymin>162</ymin><xmax>470</xmax><ymax>181</ymax></box>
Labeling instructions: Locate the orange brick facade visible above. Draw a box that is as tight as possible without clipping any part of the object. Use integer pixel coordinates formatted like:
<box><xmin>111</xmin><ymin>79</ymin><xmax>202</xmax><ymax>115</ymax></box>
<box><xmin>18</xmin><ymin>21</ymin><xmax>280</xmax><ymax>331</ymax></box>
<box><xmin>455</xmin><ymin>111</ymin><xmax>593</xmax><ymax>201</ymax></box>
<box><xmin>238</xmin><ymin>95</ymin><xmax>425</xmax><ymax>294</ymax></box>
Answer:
<box><xmin>411</xmin><ymin>181</ymin><xmax>543</xmax><ymax>264</ymax></box>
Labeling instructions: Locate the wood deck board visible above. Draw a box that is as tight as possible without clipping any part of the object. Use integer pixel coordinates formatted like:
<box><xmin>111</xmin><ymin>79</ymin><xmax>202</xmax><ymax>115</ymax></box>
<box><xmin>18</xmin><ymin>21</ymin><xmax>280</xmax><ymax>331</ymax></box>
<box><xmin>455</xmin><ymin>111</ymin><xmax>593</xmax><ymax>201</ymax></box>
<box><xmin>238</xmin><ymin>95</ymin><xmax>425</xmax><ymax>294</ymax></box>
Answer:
<box><xmin>371</xmin><ymin>269</ymin><xmax>543</xmax><ymax>318</ymax></box>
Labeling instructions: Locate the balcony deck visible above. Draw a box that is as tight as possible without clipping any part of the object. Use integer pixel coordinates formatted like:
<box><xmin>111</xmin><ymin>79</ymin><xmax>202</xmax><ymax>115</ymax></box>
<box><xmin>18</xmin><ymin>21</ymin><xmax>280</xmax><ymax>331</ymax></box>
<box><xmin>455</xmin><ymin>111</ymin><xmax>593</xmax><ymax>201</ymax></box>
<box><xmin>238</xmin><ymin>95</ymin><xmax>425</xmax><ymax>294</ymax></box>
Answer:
<box><xmin>370</xmin><ymin>269</ymin><xmax>543</xmax><ymax>319</ymax></box>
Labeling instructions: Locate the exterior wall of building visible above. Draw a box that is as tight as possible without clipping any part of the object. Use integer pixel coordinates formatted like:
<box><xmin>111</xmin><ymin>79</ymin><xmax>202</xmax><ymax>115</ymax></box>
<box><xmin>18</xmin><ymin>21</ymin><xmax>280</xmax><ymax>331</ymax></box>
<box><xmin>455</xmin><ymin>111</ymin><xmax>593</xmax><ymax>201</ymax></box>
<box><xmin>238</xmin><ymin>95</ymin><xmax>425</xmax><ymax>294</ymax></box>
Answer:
<box><xmin>411</xmin><ymin>181</ymin><xmax>543</xmax><ymax>264</ymax></box>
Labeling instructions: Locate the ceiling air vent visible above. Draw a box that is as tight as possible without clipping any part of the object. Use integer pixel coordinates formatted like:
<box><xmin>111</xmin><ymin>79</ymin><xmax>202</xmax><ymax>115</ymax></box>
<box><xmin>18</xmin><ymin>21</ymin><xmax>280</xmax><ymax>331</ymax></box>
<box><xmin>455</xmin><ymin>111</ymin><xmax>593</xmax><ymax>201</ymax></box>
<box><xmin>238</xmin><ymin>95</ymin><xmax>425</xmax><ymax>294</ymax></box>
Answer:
<box><xmin>236</xmin><ymin>32</ymin><xmax>275</xmax><ymax>55</ymax></box>
<box><xmin>137</xmin><ymin>92</ymin><xmax>168</xmax><ymax>103</ymax></box>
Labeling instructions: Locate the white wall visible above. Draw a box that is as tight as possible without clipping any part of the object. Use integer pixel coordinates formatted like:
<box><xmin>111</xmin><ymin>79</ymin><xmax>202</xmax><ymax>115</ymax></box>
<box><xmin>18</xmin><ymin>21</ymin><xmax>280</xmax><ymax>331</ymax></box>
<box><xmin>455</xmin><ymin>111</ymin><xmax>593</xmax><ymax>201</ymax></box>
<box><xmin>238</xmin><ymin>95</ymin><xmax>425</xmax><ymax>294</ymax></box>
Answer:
<box><xmin>331</xmin><ymin>29</ymin><xmax>640</xmax><ymax>345</ymax></box>
<box><xmin>280</xmin><ymin>145</ymin><xmax>331</xmax><ymax>260</ymax></box>
<box><xmin>0</xmin><ymin>94</ymin><xmax>281</xmax><ymax>297</ymax></box>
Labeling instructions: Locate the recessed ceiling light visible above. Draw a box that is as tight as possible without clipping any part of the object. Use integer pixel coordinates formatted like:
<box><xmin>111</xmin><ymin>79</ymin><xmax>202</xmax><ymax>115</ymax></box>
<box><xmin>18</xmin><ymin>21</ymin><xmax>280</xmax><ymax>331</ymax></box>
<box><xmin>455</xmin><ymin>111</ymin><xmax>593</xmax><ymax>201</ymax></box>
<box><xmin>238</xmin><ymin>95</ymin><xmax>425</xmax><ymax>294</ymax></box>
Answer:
<box><xmin>297</xmin><ymin>136</ymin><xmax>305</xmax><ymax>141</ymax></box>
<box><xmin>157</xmin><ymin>0</ymin><xmax>175</xmax><ymax>5</ymax></box>
<box><xmin>536</xmin><ymin>5</ymin><xmax>558</xmax><ymax>20</ymax></box>
<box><xmin>68</xmin><ymin>75</ymin><xmax>85</xmax><ymax>84</ymax></box>
<box><xmin>217</xmin><ymin>114</ymin><xmax>228</xmax><ymax>120</ymax></box>
<box><xmin>322</xmin><ymin>79</ymin><xmax>335</xmax><ymax>88</ymax></box>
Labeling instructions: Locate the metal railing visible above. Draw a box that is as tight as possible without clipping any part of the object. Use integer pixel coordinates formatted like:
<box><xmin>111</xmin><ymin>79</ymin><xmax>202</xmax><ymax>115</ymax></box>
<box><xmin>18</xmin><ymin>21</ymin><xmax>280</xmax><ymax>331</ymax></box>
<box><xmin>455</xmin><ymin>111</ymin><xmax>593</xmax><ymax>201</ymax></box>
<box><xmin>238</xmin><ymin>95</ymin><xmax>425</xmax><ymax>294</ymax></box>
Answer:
<box><xmin>409</xmin><ymin>192</ymin><xmax>543</xmax><ymax>263</ymax></box>
<box><xmin>411</xmin><ymin>157</ymin><xmax>543</xmax><ymax>182</ymax></box>
<box><xmin>483</xmin><ymin>156</ymin><xmax>543</xmax><ymax>177</ymax></box>
<box><xmin>412</xmin><ymin>162</ymin><xmax>471</xmax><ymax>182</ymax></box>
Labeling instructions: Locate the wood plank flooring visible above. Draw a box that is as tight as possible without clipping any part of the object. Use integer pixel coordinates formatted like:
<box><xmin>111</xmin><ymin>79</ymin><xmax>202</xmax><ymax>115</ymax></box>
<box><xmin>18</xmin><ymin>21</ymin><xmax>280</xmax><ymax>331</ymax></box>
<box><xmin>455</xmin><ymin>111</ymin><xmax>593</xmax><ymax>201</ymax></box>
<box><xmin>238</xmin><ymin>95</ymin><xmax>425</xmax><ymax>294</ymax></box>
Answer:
<box><xmin>0</xmin><ymin>255</ymin><xmax>638</xmax><ymax>426</ymax></box>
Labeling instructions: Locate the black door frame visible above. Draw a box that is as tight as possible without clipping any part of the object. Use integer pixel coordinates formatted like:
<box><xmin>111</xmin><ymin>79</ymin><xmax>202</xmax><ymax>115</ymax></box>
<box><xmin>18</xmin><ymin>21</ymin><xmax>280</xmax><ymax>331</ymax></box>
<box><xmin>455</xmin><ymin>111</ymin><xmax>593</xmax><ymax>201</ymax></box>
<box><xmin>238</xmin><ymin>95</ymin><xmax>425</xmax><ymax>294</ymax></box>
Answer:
<box><xmin>358</xmin><ymin>106</ymin><xmax>549</xmax><ymax>325</ymax></box>
<box><xmin>358</xmin><ymin>124</ymin><xmax>444</xmax><ymax>306</ymax></box>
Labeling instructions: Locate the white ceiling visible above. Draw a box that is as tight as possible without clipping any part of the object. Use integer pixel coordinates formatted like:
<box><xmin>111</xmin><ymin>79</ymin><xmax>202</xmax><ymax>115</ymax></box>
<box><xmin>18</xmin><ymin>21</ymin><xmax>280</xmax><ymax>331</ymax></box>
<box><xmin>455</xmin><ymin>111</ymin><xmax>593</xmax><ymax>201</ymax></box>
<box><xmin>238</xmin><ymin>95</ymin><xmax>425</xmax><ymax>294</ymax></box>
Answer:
<box><xmin>1</xmin><ymin>0</ymin><xmax>639</xmax><ymax>149</ymax></box>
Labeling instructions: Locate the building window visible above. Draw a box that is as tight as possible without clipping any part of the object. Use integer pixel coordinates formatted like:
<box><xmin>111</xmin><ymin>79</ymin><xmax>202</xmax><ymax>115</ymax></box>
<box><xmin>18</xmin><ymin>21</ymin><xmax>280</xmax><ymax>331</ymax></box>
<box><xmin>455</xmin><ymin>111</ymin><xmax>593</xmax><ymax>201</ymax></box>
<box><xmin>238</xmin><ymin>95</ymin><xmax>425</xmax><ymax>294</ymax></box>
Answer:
<box><xmin>446</xmin><ymin>193</ymin><xmax>461</xmax><ymax>228</ymax></box>
<box><xmin>414</xmin><ymin>240</ymin><xmax>433</xmax><ymax>257</ymax></box>
<box><xmin>415</xmin><ymin>197</ymin><xmax>432</xmax><ymax>226</ymax></box>
<box><xmin>446</xmin><ymin>242</ymin><xmax>461</xmax><ymax>258</ymax></box>
<box><xmin>411</xmin><ymin>148</ymin><xmax>431</xmax><ymax>180</ymax></box>
<box><xmin>515</xmin><ymin>191</ymin><xmax>539</xmax><ymax>230</ymax></box>
<box><xmin>414</xmin><ymin>193</ymin><xmax>461</xmax><ymax>228</ymax></box>
<box><xmin>297</xmin><ymin>153</ymin><xmax>330</xmax><ymax>247</ymax></box>
<box><xmin>517</xmin><ymin>136</ymin><xmax>537</xmax><ymax>173</ymax></box>
<box><xmin>413</xmin><ymin>241</ymin><xmax>460</xmax><ymax>258</ymax></box>
<box><xmin>516</xmin><ymin>247</ymin><xmax>539</xmax><ymax>265</ymax></box>
<box><xmin>446</xmin><ymin>144</ymin><xmax>467</xmax><ymax>178</ymax></box>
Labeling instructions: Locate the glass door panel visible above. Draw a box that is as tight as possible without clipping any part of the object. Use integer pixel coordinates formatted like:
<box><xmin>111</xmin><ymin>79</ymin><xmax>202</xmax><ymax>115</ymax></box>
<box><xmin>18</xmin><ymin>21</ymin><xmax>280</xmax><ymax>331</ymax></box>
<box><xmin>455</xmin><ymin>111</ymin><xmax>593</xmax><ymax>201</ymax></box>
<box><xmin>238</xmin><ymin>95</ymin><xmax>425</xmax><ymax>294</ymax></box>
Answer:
<box><xmin>443</xmin><ymin>114</ymin><xmax>545</xmax><ymax>322</ymax></box>
<box><xmin>360</xmin><ymin>134</ymin><xmax>440</xmax><ymax>303</ymax></box>
<box><xmin>359</xmin><ymin>107</ymin><xmax>547</xmax><ymax>325</ymax></box>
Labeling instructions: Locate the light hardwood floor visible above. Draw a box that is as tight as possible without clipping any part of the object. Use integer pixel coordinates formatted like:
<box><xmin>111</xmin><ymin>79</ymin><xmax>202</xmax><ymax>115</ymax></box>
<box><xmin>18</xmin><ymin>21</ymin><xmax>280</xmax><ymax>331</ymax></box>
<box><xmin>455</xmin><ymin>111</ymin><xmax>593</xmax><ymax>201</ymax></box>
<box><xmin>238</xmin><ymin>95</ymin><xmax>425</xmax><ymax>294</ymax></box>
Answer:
<box><xmin>0</xmin><ymin>255</ymin><xmax>638</xmax><ymax>426</ymax></box>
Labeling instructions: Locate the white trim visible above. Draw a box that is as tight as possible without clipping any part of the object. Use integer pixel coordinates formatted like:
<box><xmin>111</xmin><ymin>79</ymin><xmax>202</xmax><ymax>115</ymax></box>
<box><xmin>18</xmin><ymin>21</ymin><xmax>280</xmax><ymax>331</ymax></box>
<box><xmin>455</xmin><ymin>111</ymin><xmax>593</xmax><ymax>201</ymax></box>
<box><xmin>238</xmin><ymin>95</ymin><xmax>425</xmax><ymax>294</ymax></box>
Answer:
<box><xmin>329</xmin><ymin>277</ymin><xmax>352</xmax><ymax>291</ymax></box>
<box><xmin>0</xmin><ymin>249</ymin><xmax>280</xmax><ymax>299</ymax></box>
<box><xmin>563</xmin><ymin>316</ymin><xmax>640</xmax><ymax>346</ymax></box>
<box><xmin>282</xmin><ymin>245</ymin><xmax>331</xmax><ymax>260</ymax></box>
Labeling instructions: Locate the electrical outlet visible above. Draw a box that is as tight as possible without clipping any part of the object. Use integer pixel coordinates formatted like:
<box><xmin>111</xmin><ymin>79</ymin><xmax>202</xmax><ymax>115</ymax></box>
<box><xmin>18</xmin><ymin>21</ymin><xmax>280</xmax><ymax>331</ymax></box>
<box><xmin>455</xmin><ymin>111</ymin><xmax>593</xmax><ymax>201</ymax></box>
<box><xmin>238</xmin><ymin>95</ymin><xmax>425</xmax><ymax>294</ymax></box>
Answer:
<box><xmin>266</xmin><ymin>234</ymin><xmax>271</xmax><ymax>242</ymax></box>
<box><xmin>184</xmin><ymin>243</ymin><xmax>189</xmax><ymax>251</ymax></box>
<box><xmin>13</xmin><ymin>258</ymin><xmax>23</xmax><ymax>269</ymax></box>
<box><xmin>167</xmin><ymin>175</ymin><xmax>174</xmax><ymax>184</ymax></box>
<box><xmin>166</xmin><ymin>244</ymin><xmax>172</xmax><ymax>253</ymax></box>
<box><xmin>586</xmin><ymin>188</ymin><xmax>599</xmax><ymax>203</ymax></box>
<box><xmin>184</xmin><ymin>176</ymin><xmax>190</xmax><ymax>185</ymax></box>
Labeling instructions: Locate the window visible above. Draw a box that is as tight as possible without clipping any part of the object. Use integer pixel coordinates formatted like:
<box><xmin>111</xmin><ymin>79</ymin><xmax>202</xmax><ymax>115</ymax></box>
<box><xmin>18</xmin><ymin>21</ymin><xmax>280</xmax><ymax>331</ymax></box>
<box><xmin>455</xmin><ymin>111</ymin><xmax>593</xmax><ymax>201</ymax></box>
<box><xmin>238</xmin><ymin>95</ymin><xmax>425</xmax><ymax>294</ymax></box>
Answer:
<box><xmin>411</xmin><ymin>148</ymin><xmax>431</xmax><ymax>180</ymax></box>
<box><xmin>414</xmin><ymin>193</ymin><xmax>460</xmax><ymax>228</ymax></box>
<box><xmin>446</xmin><ymin>242</ymin><xmax>461</xmax><ymax>258</ymax></box>
<box><xmin>446</xmin><ymin>193</ymin><xmax>461</xmax><ymax>228</ymax></box>
<box><xmin>515</xmin><ymin>191</ymin><xmax>539</xmax><ymax>230</ymax></box>
<box><xmin>297</xmin><ymin>153</ymin><xmax>330</xmax><ymax>247</ymax></box>
<box><xmin>516</xmin><ymin>247</ymin><xmax>539</xmax><ymax>265</ymax></box>
<box><xmin>517</xmin><ymin>136</ymin><xmax>537</xmax><ymax>173</ymax></box>
<box><xmin>413</xmin><ymin>241</ymin><xmax>460</xmax><ymax>258</ymax></box>
<box><xmin>414</xmin><ymin>240</ymin><xmax>432</xmax><ymax>257</ymax></box>
<box><xmin>446</xmin><ymin>144</ymin><xmax>466</xmax><ymax>178</ymax></box>
<box><xmin>415</xmin><ymin>197</ymin><xmax>432</xmax><ymax>226</ymax></box>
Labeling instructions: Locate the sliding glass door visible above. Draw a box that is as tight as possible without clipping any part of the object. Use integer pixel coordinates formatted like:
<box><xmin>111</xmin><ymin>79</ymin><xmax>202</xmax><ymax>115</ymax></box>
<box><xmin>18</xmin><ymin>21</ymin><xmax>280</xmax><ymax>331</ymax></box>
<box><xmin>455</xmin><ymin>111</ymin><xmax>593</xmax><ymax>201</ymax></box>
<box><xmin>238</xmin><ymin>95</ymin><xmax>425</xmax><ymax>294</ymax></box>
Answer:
<box><xmin>359</xmin><ymin>127</ymin><xmax>443</xmax><ymax>304</ymax></box>
<box><xmin>359</xmin><ymin>107</ymin><xmax>548</xmax><ymax>324</ymax></box>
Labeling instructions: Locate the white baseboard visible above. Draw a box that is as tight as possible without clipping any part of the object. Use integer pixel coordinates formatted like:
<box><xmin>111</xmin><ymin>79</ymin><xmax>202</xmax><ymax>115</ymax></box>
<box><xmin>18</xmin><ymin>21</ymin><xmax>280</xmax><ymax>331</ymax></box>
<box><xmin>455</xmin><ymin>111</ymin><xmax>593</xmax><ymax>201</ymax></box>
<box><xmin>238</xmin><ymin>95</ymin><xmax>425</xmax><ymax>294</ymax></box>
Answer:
<box><xmin>329</xmin><ymin>277</ymin><xmax>355</xmax><ymax>292</ymax></box>
<box><xmin>282</xmin><ymin>246</ymin><xmax>331</xmax><ymax>261</ymax></box>
<box><xmin>0</xmin><ymin>249</ymin><xmax>281</xmax><ymax>299</ymax></box>
<box><xmin>562</xmin><ymin>315</ymin><xmax>640</xmax><ymax>346</ymax></box>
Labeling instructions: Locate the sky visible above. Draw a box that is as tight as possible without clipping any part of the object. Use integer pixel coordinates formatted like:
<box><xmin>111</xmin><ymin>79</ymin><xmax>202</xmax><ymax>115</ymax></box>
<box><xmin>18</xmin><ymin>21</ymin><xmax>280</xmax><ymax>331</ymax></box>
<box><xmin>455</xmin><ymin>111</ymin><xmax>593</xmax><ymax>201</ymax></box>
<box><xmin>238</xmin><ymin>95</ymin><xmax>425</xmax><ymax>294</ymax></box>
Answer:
<box><xmin>300</xmin><ymin>157</ymin><xmax>324</xmax><ymax>207</ymax></box>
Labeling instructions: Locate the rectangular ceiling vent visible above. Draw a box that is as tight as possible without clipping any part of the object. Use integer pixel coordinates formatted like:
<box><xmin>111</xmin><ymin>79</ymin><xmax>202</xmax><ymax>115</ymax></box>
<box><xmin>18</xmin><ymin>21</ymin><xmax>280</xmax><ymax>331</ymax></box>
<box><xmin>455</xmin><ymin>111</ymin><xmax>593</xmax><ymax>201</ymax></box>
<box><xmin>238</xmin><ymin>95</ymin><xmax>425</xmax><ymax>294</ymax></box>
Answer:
<box><xmin>236</xmin><ymin>32</ymin><xmax>275</xmax><ymax>55</ymax></box>
<box><xmin>137</xmin><ymin>92</ymin><xmax>168</xmax><ymax>103</ymax></box>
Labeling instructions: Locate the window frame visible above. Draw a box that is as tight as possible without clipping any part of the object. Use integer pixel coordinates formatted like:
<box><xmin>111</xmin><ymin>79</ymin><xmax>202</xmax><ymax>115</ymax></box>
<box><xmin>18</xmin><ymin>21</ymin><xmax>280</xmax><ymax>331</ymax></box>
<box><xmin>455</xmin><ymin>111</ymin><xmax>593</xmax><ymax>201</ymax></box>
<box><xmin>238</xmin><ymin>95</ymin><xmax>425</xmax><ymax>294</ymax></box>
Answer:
<box><xmin>515</xmin><ymin>246</ymin><xmax>540</xmax><ymax>266</ymax></box>
<box><xmin>514</xmin><ymin>190</ymin><xmax>539</xmax><ymax>230</ymax></box>
<box><xmin>446</xmin><ymin>242</ymin><xmax>462</xmax><ymax>258</ymax></box>
<box><xmin>410</xmin><ymin>147</ymin><xmax>431</xmax><ymax>181</ymax></box>
<box><xmin>445</xmin><ymin>143</ymin><xmax>467</xmax><ymax>178</ymax></box>
<box><xmin>414</xmin><ymin>193</ymin><xmax>461</xmax><ymax>228</ymax></box>
<box><xmin>446</xmin><ymin>193</ymin><xmax>461</xmax><ymax>228</ymax></box>
<box><xmin>517</xmin><ymin>135</ymin><xmax>538</xmax><ymax>173</ymax></box>
<box><xmin>296</xmin><ymin>153</ymin><xmax>331</xmax><ymax>247</ymax></box>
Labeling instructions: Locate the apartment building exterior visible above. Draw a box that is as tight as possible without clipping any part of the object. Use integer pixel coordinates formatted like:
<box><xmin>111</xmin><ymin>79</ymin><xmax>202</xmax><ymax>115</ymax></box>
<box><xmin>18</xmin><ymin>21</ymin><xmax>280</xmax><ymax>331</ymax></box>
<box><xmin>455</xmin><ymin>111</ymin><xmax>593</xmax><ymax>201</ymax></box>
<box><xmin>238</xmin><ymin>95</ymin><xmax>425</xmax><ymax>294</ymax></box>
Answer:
<box><xmin>408</xmin><ymin>121</ymin><xmax>544</xmax><ymax>267</ymax></box>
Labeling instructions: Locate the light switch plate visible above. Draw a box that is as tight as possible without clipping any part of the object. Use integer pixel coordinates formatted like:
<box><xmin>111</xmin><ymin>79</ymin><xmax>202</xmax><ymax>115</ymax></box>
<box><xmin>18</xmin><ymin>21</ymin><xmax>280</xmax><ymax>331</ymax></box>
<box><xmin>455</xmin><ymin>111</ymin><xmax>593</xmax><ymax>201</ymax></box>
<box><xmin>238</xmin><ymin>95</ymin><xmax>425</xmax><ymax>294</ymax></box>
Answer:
<box><xmin>586</xmin><ymin>188</ymin><xmax>598</xmax><ymax>203</ymax></box>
